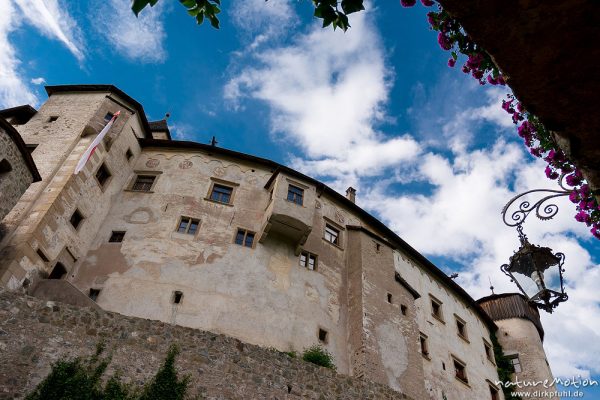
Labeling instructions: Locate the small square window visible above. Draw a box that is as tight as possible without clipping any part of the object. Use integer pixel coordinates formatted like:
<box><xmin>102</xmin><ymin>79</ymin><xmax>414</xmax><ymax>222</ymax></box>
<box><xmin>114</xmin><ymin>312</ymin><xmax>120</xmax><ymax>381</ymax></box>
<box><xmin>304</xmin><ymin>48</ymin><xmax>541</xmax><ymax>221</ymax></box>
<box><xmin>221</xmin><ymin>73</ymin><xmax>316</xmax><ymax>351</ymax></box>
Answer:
<box><xmin>109</xmin><ymin>231</ymin><xmax>126</xmax><ymax>243</ymax></box>
<box><xmin>70</xmin><ymin>209</ymin><xmax>84</xmax><ymax>230</ymax></box>
<box><xmin>484</xmin><ymin>340</ymin><xmax>494</xmax><ymax>363</ymax></box>
<box><xmin>507</xmin><ymin>354</ymin><xmax>522</xmax><ymax>373</ymax></box>
<box><xmin>89</xmin><ymin>288</ymin><xmax>101</xmax><ymax>302</ymax></box>
<box><xmin>375</xmin><ymin>242</ymin><xmax>381</xmax><ymax>252</ymax></box>
<box><xmin>318</xmin><ymin>328</ymin><xmax>328</xmax><ymax>343</ymax></box>
<box><xmin>300</xmin><ymin>251</ymin><xmax>317</xmax><ymax>271</ymax></box>
<box><xmin>173</xmin><ymin>291</ymin><xmax>183</xmax><ymax>304</ymax></box>
<box><xmin>453</xmin><ymin>357</ymin><xmax>468</xmax><ymax>384</ymax></box>
<box><xmin>324</xmin><ymin>224</ymin><xmax>340</xmax><ymax>245</ymax></box>
<box><xmin>95</xmin><ymin>163</ymin><xmax>111</xmax><ymax>188</ymax></box>
<box><xmin>125</xmin><ymin>148</ymin><xmax>133</xmax><ymax>161</ymax></box>
<box><xmin>131</xmin><ymin>175</ymin><xmax>156</xmax><ymax>192</ymax></box>
<box><xmin>455</xmin><ymin>316</ymin><xmax>468</xmax><ymax>340</ymax></box>
<box><xmin>36</xmin><ymin>248</ymin><xmax>49</xmax><ymax>262</ymax></box>
<box><xmin>287</xmin><ymin>184</ymin><xmax>304</xmax><ymax>205</ymax></box>
<box><xmin>104</xmin><ymin>112</ymin><xmax>114</xmax><ymax>122</ymax></box>
<box><xmin>235</xmin><ymin>228</ymin><xmax>255</xmax><ymax>248</ymax></box>
<box><xmin>210</xmin><ymin>183</ymin><xmax>234</xmax><ymax>204</ymax></box>
<box><xmin>47</xmin><ymin>116</ymin><xmax>59</xmax><ymax>123</ymax></box>
<box><xmin>430</xmin><ymin>296</ymin><xmax>444</xmax><ymax>321</ymax></box>
<box><xmin>420</xmin><ymin>333</ymin><xmax>429</xmax><ymax>358</ymax></box>
<box><xmin>400</xmin><ymin>304</ymin><xmax>407</xmax><ymax>316</ymax></box>
<box><xmin>177</xmin><ymin>217</ymin><xmax>200</xmax><ymax>235</ymax></box>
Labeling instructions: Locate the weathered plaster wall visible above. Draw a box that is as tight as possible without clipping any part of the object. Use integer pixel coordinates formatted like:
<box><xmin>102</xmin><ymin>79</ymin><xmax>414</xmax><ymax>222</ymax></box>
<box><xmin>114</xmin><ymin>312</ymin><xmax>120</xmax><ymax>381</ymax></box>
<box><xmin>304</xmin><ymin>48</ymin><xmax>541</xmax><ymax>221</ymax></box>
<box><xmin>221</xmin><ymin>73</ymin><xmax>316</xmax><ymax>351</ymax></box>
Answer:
<box><xmin>0</xmin><ymin>128</ymin><xmax>33</xmax><ymax>223</ymax></box>
<box><xmin>0</xmin><ymin>290</ymin><xmax>415</xmax><ymax>400</ymax></box>
<box><xmin>495</xmin><ymin>318</ymin><xmax>557</xmax><ymax>398</ymax></box>
<box><xmin>394</xmin><ymin>252</ymin><xmax>502</xmax><ymax>400</ymax></box>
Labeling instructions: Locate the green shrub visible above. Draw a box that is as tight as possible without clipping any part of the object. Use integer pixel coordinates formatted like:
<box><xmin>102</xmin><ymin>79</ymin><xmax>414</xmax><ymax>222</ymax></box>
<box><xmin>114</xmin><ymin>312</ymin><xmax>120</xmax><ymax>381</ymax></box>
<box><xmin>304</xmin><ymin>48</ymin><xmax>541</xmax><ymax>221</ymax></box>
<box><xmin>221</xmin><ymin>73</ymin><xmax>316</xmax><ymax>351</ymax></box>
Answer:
<box><xmin>301</xmin><ymin>345</ymin><xmax>336</xmax><ymax>370</ymax></box>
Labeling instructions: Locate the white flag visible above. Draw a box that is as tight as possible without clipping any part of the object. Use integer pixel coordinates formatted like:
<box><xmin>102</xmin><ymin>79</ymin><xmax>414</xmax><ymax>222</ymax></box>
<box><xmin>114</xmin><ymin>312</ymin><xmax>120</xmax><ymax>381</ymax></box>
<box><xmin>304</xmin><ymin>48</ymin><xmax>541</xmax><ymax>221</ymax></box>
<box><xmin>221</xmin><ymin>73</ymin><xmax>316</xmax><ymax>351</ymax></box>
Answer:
<box><xmin>74</xmin><ymin>111</ymin><xmax>121</xmax><ymax>174</ymax></box>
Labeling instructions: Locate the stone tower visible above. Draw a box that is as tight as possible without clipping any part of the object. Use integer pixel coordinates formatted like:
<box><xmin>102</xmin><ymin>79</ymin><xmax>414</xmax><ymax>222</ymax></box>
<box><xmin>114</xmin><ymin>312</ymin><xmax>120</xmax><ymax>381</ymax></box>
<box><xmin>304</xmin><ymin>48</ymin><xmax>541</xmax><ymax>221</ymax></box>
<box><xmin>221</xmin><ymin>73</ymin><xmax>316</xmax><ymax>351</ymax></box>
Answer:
<box><xmin>478</xmin><ymin>293</ymin><xmax>557</xmax><ymax>399</ymax></box>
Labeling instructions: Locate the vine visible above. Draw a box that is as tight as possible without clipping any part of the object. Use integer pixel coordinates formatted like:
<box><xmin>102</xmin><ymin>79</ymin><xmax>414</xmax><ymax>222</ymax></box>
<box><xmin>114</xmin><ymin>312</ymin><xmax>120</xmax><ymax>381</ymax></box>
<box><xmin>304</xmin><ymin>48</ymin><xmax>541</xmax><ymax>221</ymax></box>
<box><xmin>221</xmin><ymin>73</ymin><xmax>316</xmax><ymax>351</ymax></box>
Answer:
<box><xmin>490</xmin><ymin>331</ymin><xmax>521</xmax><ymax>400</ymax></box>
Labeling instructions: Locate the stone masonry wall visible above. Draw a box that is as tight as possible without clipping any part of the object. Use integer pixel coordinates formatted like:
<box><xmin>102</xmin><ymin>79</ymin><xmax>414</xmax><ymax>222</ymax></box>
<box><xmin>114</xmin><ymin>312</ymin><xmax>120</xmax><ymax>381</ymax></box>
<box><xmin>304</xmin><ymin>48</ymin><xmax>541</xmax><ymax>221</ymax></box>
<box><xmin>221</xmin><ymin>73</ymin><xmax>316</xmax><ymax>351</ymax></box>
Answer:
<box><xmin>0</xmin><ymin>127</ymin><xmax>33</xmax><ymax>224</ymax></box>
<box><xmin>0</xmin><ymin>290</ymin><xmax>415</xmax><ymax>400</ymax></box>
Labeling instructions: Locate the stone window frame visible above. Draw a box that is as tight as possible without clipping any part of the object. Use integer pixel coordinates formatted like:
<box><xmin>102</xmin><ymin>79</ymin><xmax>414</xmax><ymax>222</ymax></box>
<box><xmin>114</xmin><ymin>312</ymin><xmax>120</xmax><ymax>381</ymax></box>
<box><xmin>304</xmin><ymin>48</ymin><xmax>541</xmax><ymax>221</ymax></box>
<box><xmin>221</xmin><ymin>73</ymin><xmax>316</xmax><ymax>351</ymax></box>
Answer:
<box><xmin>36</xmin><ymin>248</ymin><xmax>50</xmax><ymax>263</ymax></box>
<box><xmin>483</xmin><ymin>338</ymin><xmax>495</xmax><ymax>365</ymax></box>
<box><xmin>175</xmin><ymin>216</ymin><xmax>201</xmax><ymax>237</ymax></box>
<box><xmin>451</xmin><ymin>355</ymin><xmax>469</xmax><ymax>386</ymax></box>
<box><xmin>429</xmin><ymin>294</ymin><xmax>445</xmax><ymax>323</ymax></box>
<box><xmin>299</xmin><ymin>250</ymin><xmax>318</xmax><ymax>271</ymax></box>
<box><xmin>286</xmin><ymin>183</ymin><xmax>305</xmax><ymax>206</ymax></box>
<box><xmin>400</xmin><ymin>304</ymin><xmax>408</xmax><ymax>316</ymax></box>
<box><xmin>506</xmin><ymin>353</ymin><xmax>522</xmax><ymax>373</ymax></box>
<box><xmin>205</xmin><ymin>177</ymin><xmax>239</xmax><ymax>206</ymax></box>
<box><xmin>318</xmin><ymin>327</ymin><xmax>329</xmax><ymax>344</ymax></box>
<box><xmin>125</xmin><ymin>148</ymin><xmax>134</xmax><ymax>162</ymax></box>
<box><xmin>89</xmin><ymin>288</ymin><xmax>101</xmax><ymax>302</ymax></box>
<box><xmin>487</xmin><ymin>380</ymin><xmax>500</xmax><ymax>400</ymax></box>
<box><xmin>94</xmin><ymin>162</ymin><xmax>112</xmax><ymax>190</ymax></box>
<box><xmin>126</xmin><ymin>170</ymin><xmax>162</xmax><ymax>193</ymax></box>
<box><xmin>0</xmin><ymin>158</ymin><xmax>12</xmax><ymax>175</ymax></box>
<box><xmin>234</xmin><ymin>227</ymin><xmax>256</xmax><ymax>249</ymax></box>
<box><xmin>173</xmin><ymin>290</ymin><xmax>184</xmax><ymax>304</ymax></box>
<box><xmin>108</xmin><ymin>231</ymin><xmax>126</xmax><ymax>243</ymax></box>
<box><xmin>69</xmin><ymin>208</ymin><xmax>84</xmax><ymax>231</ymax></box>
<box><xmin>454</xmin><ymin>314</ymin><xmax>469</xmax><ymax>343</ymax></box>
<box><xmin>322</xmin><ymin>217</ymin><xmax>344</xmax><ymax>249</ymax></box>
<box><xmin>419</xmin><ymin>332</ymin><xmax>430</xmax><ymax>360</ymax></box>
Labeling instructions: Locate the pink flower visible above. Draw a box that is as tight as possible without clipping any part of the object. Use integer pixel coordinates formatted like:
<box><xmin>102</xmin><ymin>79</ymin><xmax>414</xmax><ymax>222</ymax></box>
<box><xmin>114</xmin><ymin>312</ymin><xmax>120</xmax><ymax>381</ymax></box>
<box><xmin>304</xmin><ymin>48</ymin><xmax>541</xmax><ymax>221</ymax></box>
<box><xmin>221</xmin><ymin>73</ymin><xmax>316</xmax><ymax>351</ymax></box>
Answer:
<box><xmin>487</xmin><ymin>75</ymin><xmax>497</xmax><ymax>85</ymax></box>
<box><xmin>497</xmin><ymin>75</ymin><xmax>506</xmax><ymax>85</ymax></box>
<box><xmin>545</xmin><ymin>166</ymin><xmax>559</xmax><ymax>180</ymax></box>
<box><xmin>400</xmin><ymin>0</ymin><xmax>417</xmax><ymax>7</ymax></box>
<box><xmin>447</xmin><ymin>58</ymin><xmax>456</xmax><ymax>67</ymax></box>
<box><xmin>566</xmin><ymin>172</ymin><xmax>583</xmax><ymax>187</ymax></box>
<box><xmin>427</xmin><ymin>12</ymin><xmax>437</xmax><ymax>26</ymax></box>
<box><xmin>437</xmin><ymin>32</ymin><xmax>452</xmax><ymax>50</ymax></box>
<box><xmin>420</xmin><ymin>0</ymin><xmax>435</xmax><ymax>6</ymax></box>
<box><xmin>569</xmin><ymin>191</ymin><xmax>580</xmax><ymax>203</ymax></box>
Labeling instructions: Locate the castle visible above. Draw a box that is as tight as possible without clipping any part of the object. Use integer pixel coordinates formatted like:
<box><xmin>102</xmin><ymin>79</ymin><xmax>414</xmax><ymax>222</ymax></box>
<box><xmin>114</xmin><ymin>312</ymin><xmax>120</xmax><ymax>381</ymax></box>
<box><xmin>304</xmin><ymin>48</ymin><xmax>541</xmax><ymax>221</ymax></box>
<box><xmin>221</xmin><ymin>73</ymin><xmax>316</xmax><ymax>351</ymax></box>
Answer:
<box><xmin>0</xmin><ymin>85</ymin><xmax>557</xmax><ymax>399</ymax></box>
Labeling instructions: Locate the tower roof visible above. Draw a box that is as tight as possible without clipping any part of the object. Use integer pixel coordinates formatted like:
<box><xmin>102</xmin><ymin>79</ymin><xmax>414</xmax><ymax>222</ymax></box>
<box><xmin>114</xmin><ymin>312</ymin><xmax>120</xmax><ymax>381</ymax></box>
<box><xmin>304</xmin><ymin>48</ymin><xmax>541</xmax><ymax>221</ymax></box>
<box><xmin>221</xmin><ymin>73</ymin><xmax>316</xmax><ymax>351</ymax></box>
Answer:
<box><xmin>477</xmin><ymin>293</ymin><xmax>544</xmax><ymax>341</ymax></box>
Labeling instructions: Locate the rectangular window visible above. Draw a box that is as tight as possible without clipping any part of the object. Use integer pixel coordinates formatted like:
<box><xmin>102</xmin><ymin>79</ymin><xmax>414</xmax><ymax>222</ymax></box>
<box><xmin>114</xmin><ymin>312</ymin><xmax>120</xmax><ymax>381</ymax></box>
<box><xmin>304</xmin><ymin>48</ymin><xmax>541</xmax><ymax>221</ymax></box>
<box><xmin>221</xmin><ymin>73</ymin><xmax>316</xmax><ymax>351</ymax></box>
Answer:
<box><xmin>95</xmin><ymin>163</ymin><xmax>111</xmax><ymax>188</ymax></box>
<box><xmin>453</xmin><ymin>357</ymin><xmax>468</xmax><ymax>384</ymax></box>
<box><xmin>300</xmin><ymin>251</ymin><xmax>318</xmax><ymax>271</ymax></box>
<box><xmin>420</xmin><ymin>333</ymin><xmax>429</xmax><ymax>358</ymax></box>
<box><xmin>507</xmin><ymin>354</ymin><xmax>522</xmax><ymax>373</ymax></box>
<box><xmin>430</xmin><ymin>295</ymin><xmax>444</xmax><ymax>321</ymax></box>
<box><xmin>109</xmin><ymin>231</ymin><xmax>126</xmax><ymax>243</ymax></box>
<box><xmin>89</xmin><ymin>288</ymin><xmax>101</xmax><ymax>302</ymax></box>
<box><xmin>235</xmin><ymin>228</ymin><xmax>255</xmax><ymax>248</ymax></box>
<box><xmin>400</xmin><ymin>304</ymin><xmax>407</xmax><ymax>316</ymax></box>
<box><xmin>210</xmin><ymin>183</ymin><xmax>233</xmax><ymax>204</ymax></box>
<box><xmin>47</xmin><ymin>116</ymin><xmax>58</xmax><ymax>123</ymax></box>
<box><xmin>125</xmin><ymin>148</ymin><xmax>133</xmax><ymax>161</ymax></box>
<box><xmin>104</xmin><ymin>112</ymin><xmax>114</xmax><ymax>122</ymax></box>
<box><xmin>455</xmin><ymin>316</ymin><xmax>468</xmax><ymax>340</ymax></box>
<box><xmin>173</xmin><ymin>291</ymin><xmax>183</xmax><ymax>304</ymax></box>
<box><xmin>318</xmin><ymin>328</ymin><xmax>328</xmax><ymax>343</ymax></box>
<box><xmin>177</xmin><ymin>217</ymin><xmax>200</xmax><ymax>235</ymax></box>
<box><xmin>287</xmin><ymin>184</ymin><xmax>304</xmax><ymax>205</ymax></box>
<box><xmin>131</xmin><ymin>175</ymin><xmax>156</xmax><ymax>192</ymax></box>
<box><xmin>489</xmin><ymin>384</ymin><xmax>499</xmax><ymax>400</ymax></box>
<box><xmin>36</xmin><ymin>248</ymin><xmax>49</xmax><ymax>262</ymax></box>
<box><xmin>324</xmin><ymin>224</ymin><xmax>340</xmax><ymax>245</ymax></box>
<box><xmin>70</xmin><ymin>209</ymin><xmax>84</xmax><ymax>230</ymax></box>
<box><xmin>484</xmin><ymin>340</ymin><xmax>494</xmax><ymax>363</ymax></box>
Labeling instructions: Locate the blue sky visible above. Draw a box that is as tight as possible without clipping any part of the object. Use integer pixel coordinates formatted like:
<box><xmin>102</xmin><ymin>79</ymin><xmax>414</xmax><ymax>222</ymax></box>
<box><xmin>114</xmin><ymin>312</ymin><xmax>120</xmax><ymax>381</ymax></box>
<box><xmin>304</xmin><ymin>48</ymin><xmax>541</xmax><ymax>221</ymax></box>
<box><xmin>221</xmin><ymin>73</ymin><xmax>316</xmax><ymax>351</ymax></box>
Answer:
<box><xmin>2</xmin><ymin>0</ymin><xmax>599</xmax><ymax>394</ymax></box>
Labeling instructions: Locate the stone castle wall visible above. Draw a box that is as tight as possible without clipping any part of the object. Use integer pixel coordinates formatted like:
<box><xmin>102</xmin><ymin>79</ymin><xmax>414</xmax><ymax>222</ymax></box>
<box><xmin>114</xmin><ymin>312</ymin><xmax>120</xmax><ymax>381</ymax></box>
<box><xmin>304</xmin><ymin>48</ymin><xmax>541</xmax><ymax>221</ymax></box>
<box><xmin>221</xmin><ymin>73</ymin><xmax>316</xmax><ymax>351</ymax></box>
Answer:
<box><xmin>0</xmin><ymin>290</ymin><xmax>413</xmax><ymax>400</ymax></box>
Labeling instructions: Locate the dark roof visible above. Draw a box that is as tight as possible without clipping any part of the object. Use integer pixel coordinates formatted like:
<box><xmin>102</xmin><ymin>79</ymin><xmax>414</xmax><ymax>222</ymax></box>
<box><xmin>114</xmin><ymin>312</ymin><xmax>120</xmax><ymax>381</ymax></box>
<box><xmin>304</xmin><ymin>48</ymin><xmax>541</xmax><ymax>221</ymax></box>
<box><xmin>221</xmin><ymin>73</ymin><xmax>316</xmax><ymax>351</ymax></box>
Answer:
<box><xmin>44</xmin><ymin>85</ymin><xmax>151</xmax><ymax>138</ymax></box>
<box><xmin>140</xmin><ymin>138</ymin><xmax>498</xmax><ymax>330</ymax></box>
<box><xmin>0</xmin><ymin>105</ymin><xmax>37</xmax><ymax>125</ymax></box>
<box><xmin>148</xmin><ymin>119</ymin><xmax>172</xmax><ymax>140</ymax></box>
<box><xmin>477</xmin><ymin>293</ymin><xmax>544</xmax><ymax>341</ymax></box>
<box><xmin>0</xmin><ymin>117</ymin><xmax>41</xmax><ymax>182</ymax></box>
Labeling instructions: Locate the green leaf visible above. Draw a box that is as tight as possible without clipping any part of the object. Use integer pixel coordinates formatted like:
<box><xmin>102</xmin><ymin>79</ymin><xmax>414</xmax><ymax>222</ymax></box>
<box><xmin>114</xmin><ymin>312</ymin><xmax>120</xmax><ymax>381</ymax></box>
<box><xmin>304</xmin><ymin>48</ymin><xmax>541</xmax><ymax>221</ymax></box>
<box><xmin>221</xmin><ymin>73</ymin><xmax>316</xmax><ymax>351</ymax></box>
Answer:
<box><xmin>341</xmin><ymin>0</ymin><xmax>365</xmax><ymax>15</ymax></box>
<box><xmin>196</xmin><ymin>12</ymin><xmax>204</xmax><ymax>24</ymax></box>
<box><xmin>451</xmin><ymin>51</ymin><xmax>458</xmax><ymax>60</ymax></box>
<box><xmin>131</xmin><ymin>0</ymin><xmax>159</xmax><ymax>16</ymax></box>
<box><xmin>208</xmin><ymin>13</ymin><xmax>220</xmax><ymax>29</ymax></box>
<box><xmin>180</xmin><ymin>0</ymin><xmax>196</xmax><ymax>7</ymax></box>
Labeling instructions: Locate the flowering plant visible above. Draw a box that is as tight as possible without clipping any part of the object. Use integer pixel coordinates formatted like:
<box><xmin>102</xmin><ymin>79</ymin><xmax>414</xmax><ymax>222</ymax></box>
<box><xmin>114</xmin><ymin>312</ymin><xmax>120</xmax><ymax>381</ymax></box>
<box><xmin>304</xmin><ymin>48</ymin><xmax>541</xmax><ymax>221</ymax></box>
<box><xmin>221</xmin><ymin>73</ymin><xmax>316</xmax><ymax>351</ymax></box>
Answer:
<box><xmin>401</xmin><ymin>0</ymin><xmax>600</xmax><ymax>239</ymax></box>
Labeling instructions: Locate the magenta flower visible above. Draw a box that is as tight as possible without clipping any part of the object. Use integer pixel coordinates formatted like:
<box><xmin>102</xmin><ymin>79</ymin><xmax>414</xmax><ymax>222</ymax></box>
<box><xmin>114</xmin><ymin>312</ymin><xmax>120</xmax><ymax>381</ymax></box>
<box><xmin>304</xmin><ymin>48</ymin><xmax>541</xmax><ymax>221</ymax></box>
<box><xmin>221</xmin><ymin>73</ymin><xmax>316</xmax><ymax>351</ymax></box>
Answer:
<box><xmin>437</xmin><ymin>32</ymin><xmax>452</xmax><ymax>50</ymax></box>
<box><xmin>591</xmin><ymin>226</ymin><xmax>600</xmax><ymax>239</ymax></box>
<box><xmin>566</xmin><ymin>172</ymin><xmax>583</xmax><ymax>187</ymax></box>
<box><xmin>497</xmin><ymin>75</ymin><xmax>506</xmax><ymax>85</ymax></box>
<box><xmin>400</xmin><ymin>0</ymin><xmax>417</xmax><ymax>7</ymax></box>
<box><xmin>569</xmin><ymin>191</ymin><xmax>580</xmax><ymax>203</ymax></box>
<box><xmin>575</xmin><ymin>211</ymin><xmax>591</xmax><ymax>225</ymax></box>
<box><xmin>487</xmin><ymin>75</ymin><xmax>497</xmax><ymax>85</ymax></box>
<box><xmin>421</xmin><ymin>0</ymin><xmax>435</xmax><ymax>6</ymax></box>
<box><xmin>427</xmin><ymin>12</ymin><xmax>437</xmax><ymax>26</ymax></box>
<box><xmin>545</xmin><ymin>166</ymin><xmax>559</xmax><ymax>180</ymax></box>
<box><xmin>529</xmin><ymin>147</ymin><xmax>542</xmax><ymax>157</ymax></box>
<box><xmin>447</xmin><ymin>58</ymin><xmax>456</xmax><ymax>67</ymax></box>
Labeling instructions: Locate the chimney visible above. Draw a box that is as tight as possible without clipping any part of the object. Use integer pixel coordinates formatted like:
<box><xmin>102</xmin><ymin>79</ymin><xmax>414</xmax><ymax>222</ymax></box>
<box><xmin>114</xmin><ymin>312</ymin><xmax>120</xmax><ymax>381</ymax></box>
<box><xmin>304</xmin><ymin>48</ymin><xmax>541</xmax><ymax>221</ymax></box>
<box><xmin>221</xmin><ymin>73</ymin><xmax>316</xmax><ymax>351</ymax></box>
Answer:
<box><xmin>346</xmin><ymin>187</ymin><xmax>356</xmax><ymax>203</ymax></box>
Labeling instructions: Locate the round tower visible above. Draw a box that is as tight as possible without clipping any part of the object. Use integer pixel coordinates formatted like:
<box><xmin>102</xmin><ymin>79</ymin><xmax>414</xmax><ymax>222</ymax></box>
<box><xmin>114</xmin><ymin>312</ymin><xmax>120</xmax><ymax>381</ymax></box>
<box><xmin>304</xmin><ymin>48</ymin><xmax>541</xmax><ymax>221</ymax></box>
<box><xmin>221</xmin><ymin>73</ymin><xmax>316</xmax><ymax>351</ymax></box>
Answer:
<box><xmin>478</xmin><ymin>293</ymin><xmax>557</xmax><ymax>399</ymax></box>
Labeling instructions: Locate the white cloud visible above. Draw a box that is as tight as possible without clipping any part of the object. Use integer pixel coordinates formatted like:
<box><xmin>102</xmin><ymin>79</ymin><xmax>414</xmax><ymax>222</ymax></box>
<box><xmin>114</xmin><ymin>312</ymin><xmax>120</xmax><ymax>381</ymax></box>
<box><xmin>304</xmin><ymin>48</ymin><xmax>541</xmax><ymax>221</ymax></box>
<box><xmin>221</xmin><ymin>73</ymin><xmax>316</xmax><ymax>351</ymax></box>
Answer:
<box><xmin>30</xmin><ymin>77</ymin><xmax>45</xmax><ymax>85</ymax></box>
<box><xmin>91</xmin><ymin>0</ymin><xmax>166</xmax><ymax>63</ymax></box>
<box><xmin>0</xmin><ymin>0</ymin><xmax>38</xmax><ymax>107</ymax></box>
<box><xmin>230</xmin><ymin>0</ymin><xmax>297</xmax><ymax>49</ymax></box>
<box><xmin>14</xmin><ymin>0</ymin><xmax>85</xmax><ymax>61</ymax></box>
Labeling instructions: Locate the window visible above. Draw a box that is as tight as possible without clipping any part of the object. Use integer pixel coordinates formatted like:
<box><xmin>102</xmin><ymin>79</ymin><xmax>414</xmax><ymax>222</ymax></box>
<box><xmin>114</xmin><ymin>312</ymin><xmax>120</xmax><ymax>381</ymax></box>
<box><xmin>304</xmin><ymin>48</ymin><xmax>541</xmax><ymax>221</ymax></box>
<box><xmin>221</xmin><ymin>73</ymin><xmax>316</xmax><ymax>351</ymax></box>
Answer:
<box><xmin>131</xmin><ymin>175</ymin><xmax>156</xmax><ymax>192</ymax></box>
<box><xmin>89</xmin><ymin>288</ymin><xmax>101</xmax><ymax>302</ymax></box>
<box><xmin>235</xmin><ymin>228</ymin><xmax>255</xmax><ymax>248</ymax></box>
<box><xmin>125</xmin><ymin>148</ymin><xmax>133</xmax><ymax>161</ymax></box>
<box><xmin>109</xmin><ymin>231</ymin><xmax>126</xmax><ymax>243</ymax></box>
<box><xmin>489</xmin><ymin>384</ymin><xmax>499</xmax><ymax>400</ymax></box>
<box><xmin>173</xmin><ymin>291</ymin><xmax>183</xmax><ymax>304</ymax></box>
<box><xmin>103</xmin><ymin>112</ymin><xmax>114</xmax><ymax>122</ymax></box>
<box><xmin>484</xmin><ymin>340</ymin><xmax>494</xmax><ymax>363</ymax></box>
<box><xmin>375</xmin><ymin>242</ymin><xmax>381</xmax><ymax>252</ymax></box>
<box><xmin>453</xmin><ymin>357</ymin><xmax>468</xmax><ymax>384</ymax></box>
<box><xmin>210</xmin><ymin>183</ymin><xmax>233</xmax><ymax>204</ymax></box>
<box><xmin>300</xmin><ymin>251</ymin><xmax>317</xmax><ymax>271</ymax></box>
<box><xmin>420</xmin><ymin>333</ymin><xmax>429</xmax><ymax>358</ymax></box>
<box><xmin>324</xmin><ymin>224</ymin><xmax>340</xmax><ymax>245</ymax></box>
<box><xmin>287</xmin><ymin>184</ymin><xmax>304</xmax><ymax>205</ymax></box>
<box><xmin>430</xmin><ymin>295</ymin><xmax>444</xmax><ymax>321</ymax></box>
<box><xmin>0</xmin><ymin>159</ymin><xmax>12</xmax><ymax>174</ymax></box>
<box><xmin>95</xmin><ymin>163</ymin><xmax>111</xmax><ymax>188</ymax></box>
<box><xmin>177</xmin><ymin>217</ymin><xmax>200</xmax><ymax>235</ymax></box>
<box><xmin>507</xmin><ymin>354</ymin><xmax>522</xmax><ymax>373</ymax></box>
<box><xmin>455</xmin><ymin>316</ymin><xmax>468</xmax><ymax>340</ymax></box>
<box><xmin>387</xmin><ymin>293</ymin><xmax>393</xmax><ymax>304</ymax></box>
<box><xmin>400</xmin><ymin>304</ymin><xmax>407</xmax><ymax>316</ymax></box>
<box><xmin>70</xmin><ymin>209</ymin><xmax>84</xmax><ymax>230</ymax></box>
<box><xmin>318</xmin><ymin>328</ymin><xmax>328</xmax><ymax>343</ymax></box>
<box><xmin>26</xmin><ymin>144</ymin><xmax>38</xmax><ymax>154</ymax></box>
<box><xmin>36</xmin><ymin>248</ymin><xmax>49</xmax><ymax>262</ymax></box>
<box><xmin>47</xmin><ymin>116</ymin><xmax>58</xmax><ymax>123</ymax></box>
<box><xmin>48</xmin><ymin>263</ymin><xmax>67</xmax><ymax>279</ymax></box>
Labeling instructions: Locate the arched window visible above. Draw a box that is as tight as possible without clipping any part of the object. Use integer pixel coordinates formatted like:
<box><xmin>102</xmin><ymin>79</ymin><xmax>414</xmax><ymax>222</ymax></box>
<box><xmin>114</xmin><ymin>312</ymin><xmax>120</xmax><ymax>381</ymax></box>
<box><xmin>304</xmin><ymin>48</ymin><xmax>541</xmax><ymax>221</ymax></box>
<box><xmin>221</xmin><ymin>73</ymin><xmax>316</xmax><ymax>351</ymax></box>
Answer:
<box><xmin>0</xmin><ymin>158</ymin><xmax>12</xmax><ymax>174</ymax></box>
<box><xmin>48</xmin><ymin>262</ymin><xmax>67</xmax><ymax>279</ymax></box>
